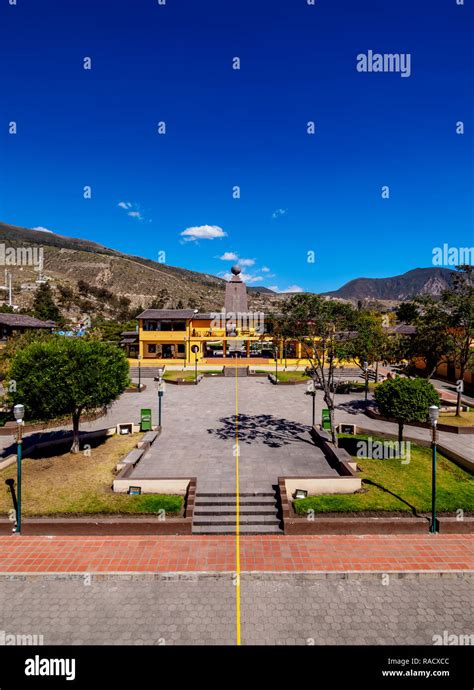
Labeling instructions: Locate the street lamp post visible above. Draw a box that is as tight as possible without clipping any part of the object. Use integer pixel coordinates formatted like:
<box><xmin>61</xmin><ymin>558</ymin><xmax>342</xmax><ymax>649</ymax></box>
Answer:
<box><xmin>363</xmin><ymin>360</ymin><xmax>369</xmax><ymax>402</ymax></box>
<box><xmin>137</xmin><ymin>354</ymin><xmax>142</xmax><ymax>393</ymax></box>
<box><xmin>13</xmin><ymin>404</ymin><xmax>24</xmax><ymax>535</ymax></box>
<box><xmin>191</xmin><ymin>345</ymin><xmax>199</xmax><ymax>384</ymax></box>
<box><xmin>156</xmin><ymin>366</ymin><xmax>164</xmax><ymax>426</ymax></box>
<box><xmin>306</xmin><ymin>379</ymin><xmax>316</xmax><ymax>426</ymax></box>
<box><xmin>429</xmin><ymin>405</ymin><xmax>439</xmax><ymax>534</ymax></box>
<box><xmin>274</xmin><ymin>346</ymin><xmax>278</xmax><ymax>383</ymax></box>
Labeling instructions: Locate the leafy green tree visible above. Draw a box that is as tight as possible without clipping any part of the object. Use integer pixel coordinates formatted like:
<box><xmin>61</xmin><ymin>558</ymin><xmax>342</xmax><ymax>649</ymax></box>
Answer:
<box><xmin>339</xmin><ymin>311</ymin><xmax>390</xmax><ymax>382</ymax></box>
<box><xmin>396</xmin><ymin>301</ymin><xmax>419</xmax><ymax>324</ymax></box>
<box><xmin>374</xmin><ymin>376</ymin><xmax>440</xmax><ymax>443</ymax></box>
<box><xmin>274</xmin><ymin>294</ymin><xmax>356</xmax><ymax>444</ymax></box>
<box><xmin>0</xmin><ymin>330</ymin><xmax>52</xmax><ymax>383</ymax></box>
<box><xmin>0</xmin><ymin>304</ymin><xmax>14</xmax><ymax>314</ymax></box>
<box><xmin>401</xmin><ymin>297</ymin><xmax>453</xmax><ymax>379</ymax></box>
<box><xmin>441</xmin><ymin>265</ymin><xmax>474</xmax><ymax>415</ymax></box>
<box><xmin>32</xmin><ymin>282</ymin><xmax>61</xmax><ymax>323</ymax></box>
<box><xmin>9</xmin><ymin>338</ymin><xmax>129</xmax><ymax>452</ymax></box>
<box><xmin>56</xmin><ymin>283</ymin><xmax>75</xmax><ymax>309</ymax></box>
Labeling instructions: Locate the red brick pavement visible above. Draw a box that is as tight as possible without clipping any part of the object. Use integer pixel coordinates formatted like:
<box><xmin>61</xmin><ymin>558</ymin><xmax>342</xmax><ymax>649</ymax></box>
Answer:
<box><xmin>0</xmin><ymin>535</ymin><xmax>472</xmax><ymax>573</ymax></box>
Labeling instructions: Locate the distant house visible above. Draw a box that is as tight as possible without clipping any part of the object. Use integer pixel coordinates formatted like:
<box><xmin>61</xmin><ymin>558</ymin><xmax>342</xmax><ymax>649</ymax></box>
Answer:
<box><xmin>0</xmin><ymin>313</ymin><xmax>55</xmax><ymax>344</ymax></box>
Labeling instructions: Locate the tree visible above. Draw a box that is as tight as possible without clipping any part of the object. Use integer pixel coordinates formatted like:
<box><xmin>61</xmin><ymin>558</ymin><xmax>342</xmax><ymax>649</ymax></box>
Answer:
<box><xmin>56</xmin><ymin>283</ymin><xmax>74</xmax><ymax>309</ymax></box>
<box><xmin>274</xmin><ymin>294</ymin><xmax>356</xmax><ymax>444</ymax></box>
<box><xmin>0</xmin><ymin>330</ymin><xmax>52</xmax><ymax>383</ymax></box>
<box><xmin>9</xmin><ymin>338</ymin><xmax>129</xmax><ymax>452</ymax></box>
<box><xmin>402</xmin><ymin>297</ymin><xmax>453</xmax><ymax>379</ymax></box>
<box><xmin>374</xmin><ymin>376</ymin><xmax>440</xmax><ymax>443</ymax></box>
<box><xmin>339</xmin><ymin>311</ymin><xmax>390</xmax><ymax>382</ymax></box>
<box><xmin>396</xmin><ymin>301</ymin><xmax>419</xmax><ymax>324</ymax></box>
<box><xmin>149</xmin><ymin>289</ymin><xmax>170</xmax><ymax>310</ymax></box>
<box><xmin>176</xmin><ymin>299</ymin><xmax>184</xmax><ymax>309</ymax></box>
<box><xmin>440</xmin><ymin>265</ymin><xmax>474</xmax><ymax>415</ymax></box>
<box><xmin>32</xmin><ymin>282</ymin><xmax>61</xmax><ymax>322</ymax></box>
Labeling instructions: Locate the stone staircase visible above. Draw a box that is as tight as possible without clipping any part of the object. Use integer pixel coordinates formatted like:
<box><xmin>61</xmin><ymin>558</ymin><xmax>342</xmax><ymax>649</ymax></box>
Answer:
<box><xmin>223</xmin><ymin>366</ymin><xmax>249</xmax><ymax>377</ymax></box>
<box><xmin>192</xmin><ymin>490</ymin><xmax>282</xmax><ymax>534</ymax></box>
<box><xmin>129</xmin><ymin>366</ymin><xmax>165</xmax><ymax>379</ymax></box>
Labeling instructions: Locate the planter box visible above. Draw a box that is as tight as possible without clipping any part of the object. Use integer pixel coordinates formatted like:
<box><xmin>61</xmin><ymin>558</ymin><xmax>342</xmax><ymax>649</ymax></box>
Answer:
<box><xmin>279</xmin><ymin>479</ymin><xmax>474</xmax><ymax>534</ymax></box>
<box><xmin>0</xmin><ymin>478</ymin><xmax>197</xmax><ymax>536</ymax></box>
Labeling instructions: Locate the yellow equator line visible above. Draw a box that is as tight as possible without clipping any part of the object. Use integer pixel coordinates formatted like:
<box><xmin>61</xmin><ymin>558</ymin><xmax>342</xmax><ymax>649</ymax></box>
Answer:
<box><xmin>235</xmin><ymin>367</ymin><xmax>241</xmax><ymax>646</ymax></box>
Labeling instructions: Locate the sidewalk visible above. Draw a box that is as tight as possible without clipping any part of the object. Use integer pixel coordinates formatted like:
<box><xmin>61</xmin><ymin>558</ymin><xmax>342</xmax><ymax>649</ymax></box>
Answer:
<box><xmin>0</xmin><ymin>535</ymin><xmax>472</xmax><ymax>573</ymax></box>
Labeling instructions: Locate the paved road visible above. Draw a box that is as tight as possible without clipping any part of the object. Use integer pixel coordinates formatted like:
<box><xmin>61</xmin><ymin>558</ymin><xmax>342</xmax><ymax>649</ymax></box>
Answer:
<box><xmin>0</xmin><ymin>573</ymin><xmax>471</xmax><ymax>645</ymax></box>
<box><xmin>132</xmin><ymin>378</ymin><xmax>335</xmax><ymax>492</ymax></box>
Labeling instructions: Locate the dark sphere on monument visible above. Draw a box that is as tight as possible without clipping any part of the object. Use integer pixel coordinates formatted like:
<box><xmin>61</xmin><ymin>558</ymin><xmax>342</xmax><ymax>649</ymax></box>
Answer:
<box><xmin>231</xmin><ymin>265</ymin><xmax>241</xmax><ymax>276</ymax></box>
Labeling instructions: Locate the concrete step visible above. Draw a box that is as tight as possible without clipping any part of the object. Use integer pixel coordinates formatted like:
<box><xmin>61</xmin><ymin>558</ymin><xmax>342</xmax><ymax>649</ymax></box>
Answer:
<box><xmin>194</xmin><ymin>506</ymin><xmax>276</xmax><ymax>515</ymax></box>
<box><xmin>193</xmin><ymin>524</ymin><xmax>283</xmax><ymax>535</ymax></box>
<box><xmin>195</xmin><ymin>500</ymin><xmax>276</xmax><ymax>507</ymax></box>
<box><xmin>194</xmin><ymin>516</ymin><xmax>280</xmax><ymax>526</ymax></box>
<box><xmin>194</xmin><ymin>491</ymin><xmax>275</xmax><ymax>498</ymax></box>
<box><xmin>223</xmin><ymin>366</ymin><xmax>249</xmax><ymax>377</ymax></box>
<box><xmin>192</xmin><ymin>488</ymin><xmax>281</xmax><ymax>534</ymax></box>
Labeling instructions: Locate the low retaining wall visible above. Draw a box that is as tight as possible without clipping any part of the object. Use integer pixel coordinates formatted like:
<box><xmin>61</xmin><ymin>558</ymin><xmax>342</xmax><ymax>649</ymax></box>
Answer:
<box><xmin>310</xmin><ymin>427</ymin><xmax>359</xmax><ymax>477</ymax></box>
<box><xmin>365</xmin><ymin>408</ymin><xmax>474</xmax><ymax>435</ymax></box>
<box><xmin>355</xmin><ymin>425</ymin><xmax>473</xmax><ymax>475</ymax></box>
<box><xmin>0</xmin><ymin>409</ymin><xmax>107</xmax><ymax>436</ymax></box>
<box><xmin>0</xmin><ymin>427</ymin><xmax>118</xmax><ymax>471</ymax></box>
<box><xmin>284</xmin><ymin>476</ymin><xmax>360</xmax><ymax>497</ymax></box>
<box><xmin>125</xmin><ymin>384</ymin><xmax>147</xmax><ymax>393</ymax></box>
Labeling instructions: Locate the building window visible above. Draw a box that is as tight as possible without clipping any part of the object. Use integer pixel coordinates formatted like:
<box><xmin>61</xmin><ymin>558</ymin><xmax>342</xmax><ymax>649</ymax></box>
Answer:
<box><xmin>144</xmin><ymin>321</ymin><xmax>158</xmax><ymax>331</ymax></box>
<box><xmin>159</xmin><ymin>321</ymin><xmax>186</xmax><ymax>332</ymax></box>
<box><xmin>148</xmin><ymin>344</ymin><xmax>157</xmax><ymax>354</ymax></box>
<box><xmin>177</xmin><ymin>344</ymin><xmax>185</xmax><ymax>353</ymax></box>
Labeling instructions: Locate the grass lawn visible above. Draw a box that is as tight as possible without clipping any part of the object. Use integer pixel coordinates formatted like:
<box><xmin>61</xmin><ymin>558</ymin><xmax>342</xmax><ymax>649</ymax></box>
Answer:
<box><xmin>163</xmin><ymin>369</ymin><xmax>222</xmax><ymax>381</ymax></box>
<box><xmin>439</xmin><ymin>411</ymin><xmax>474</xmax><ymax>427</ymax></box>
<box><xmin>0</xmin><ymin>433</ymin><xmax>183</xmax><ymax>517</ymax></box>
<box><xmin>163</xmin><ymin>371</ymin><xmax>197</xmax><ymax>381</ymax></box>
<box><xmin>294</xmin><ymin>435</ymin><xmax>473</xmax><ymax>515</ymax></box>
<box><xmin>256</xmin><ymin>370</ymin><xmax>310</xmax><ymax>382</ymax></box>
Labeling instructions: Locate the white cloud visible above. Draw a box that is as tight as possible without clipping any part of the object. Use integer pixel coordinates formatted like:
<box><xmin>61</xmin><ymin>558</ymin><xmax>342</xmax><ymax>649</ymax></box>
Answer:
<box><xmin>272</xmin><ymin>208</ymin><xmax>287</xmax><ymax>219</ymax></box>
<box><xmin>261</xmin><ymin>266</ymin><xmax>271</xmax><ymax>272</ymax></box>
<box><xmin>181</xmin><ymin>225</ymin><xmax>227</xmax><ymax>242</ymax></box>
<box><xmin>268</xmin><ymin>284</ymin><xmax>304</xmax><ymax>293</ymax></box>
<box><xmin>118</xmin><ymin>201</ymin><xmax>146</xmax><ymax>221</ymax></box>
<box><xmin>219</xmin><ymin>252</ymin><xmax>239</xmax><ymax>261</ymax></box>
<box><xmin>218</xmin><ymin>252</ymin><xmax>254</xmax><ymax>266</ymax></box>
<box><xmin>32</xmin><ymin>226</ymin><xmax>53</xmax><ymax>234</ymax></box>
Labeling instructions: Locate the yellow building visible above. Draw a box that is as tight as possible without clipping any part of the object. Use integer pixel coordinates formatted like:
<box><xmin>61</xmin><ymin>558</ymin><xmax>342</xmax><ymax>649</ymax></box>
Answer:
<box><xmin>122</xmin><ymin>265</ymin><xmax>304</xmax><ymax>366</ymax></box>
<box><xmin>123</xmin><ymin>308</ymin><xmax>305</xmax><ymax>365</ymax></box>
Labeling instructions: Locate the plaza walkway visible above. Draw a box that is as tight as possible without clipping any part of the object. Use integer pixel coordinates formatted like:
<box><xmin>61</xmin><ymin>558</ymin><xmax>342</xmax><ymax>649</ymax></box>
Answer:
<box><xmin>0</xmin><ymin>535</ymin><xmax>472</xmax><ymax>573</ymax></box>
<box><xmin>0</xmin><ymin>570</ymin><xmax>471</xmax><ymax>645</ymax></box>
<box><xmin>131</xmin><ymin>377</ymin><xmax>335</xmax><ymax>493</ymax></box>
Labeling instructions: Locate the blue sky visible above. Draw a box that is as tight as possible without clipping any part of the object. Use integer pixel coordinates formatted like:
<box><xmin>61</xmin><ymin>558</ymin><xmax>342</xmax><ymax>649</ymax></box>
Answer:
<box><xmin>1</xmin><ymin>0</ymin><xmax>472</xmax><ymax>293</ymax></box>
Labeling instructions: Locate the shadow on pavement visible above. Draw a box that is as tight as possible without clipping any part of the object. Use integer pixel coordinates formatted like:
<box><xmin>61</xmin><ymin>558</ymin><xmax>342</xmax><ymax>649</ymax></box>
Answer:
<box><xmin>207</xmin><ymin>414</ymin><xmax>313</xmax><ymax>448</ymax></box>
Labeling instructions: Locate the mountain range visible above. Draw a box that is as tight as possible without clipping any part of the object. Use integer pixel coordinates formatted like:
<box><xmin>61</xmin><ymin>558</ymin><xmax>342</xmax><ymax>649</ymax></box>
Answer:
<box><xmin>0</xmin><ymin>222</ymin><xmax>456</xmax><ymax>319</ymax></box>
<box><xmin>322</xmin><ymin>267</ymin><xmax>454</xmax><ymax>301</ymax></box>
